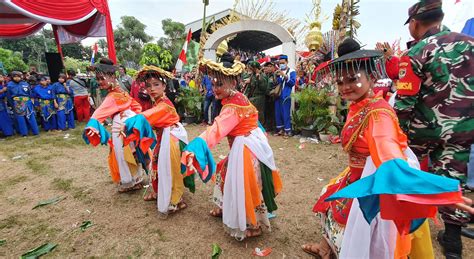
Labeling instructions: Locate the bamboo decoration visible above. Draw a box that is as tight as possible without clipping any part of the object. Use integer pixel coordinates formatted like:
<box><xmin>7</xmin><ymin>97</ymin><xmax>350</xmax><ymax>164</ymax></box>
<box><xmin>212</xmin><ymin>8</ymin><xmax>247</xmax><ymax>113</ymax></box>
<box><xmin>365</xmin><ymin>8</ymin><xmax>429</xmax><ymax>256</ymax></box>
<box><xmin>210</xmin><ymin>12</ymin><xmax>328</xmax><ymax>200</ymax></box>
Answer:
<box><xmin>216</xmin><ymin>40</ymin><xmax>228</xmax><ymax>57</ymax></box>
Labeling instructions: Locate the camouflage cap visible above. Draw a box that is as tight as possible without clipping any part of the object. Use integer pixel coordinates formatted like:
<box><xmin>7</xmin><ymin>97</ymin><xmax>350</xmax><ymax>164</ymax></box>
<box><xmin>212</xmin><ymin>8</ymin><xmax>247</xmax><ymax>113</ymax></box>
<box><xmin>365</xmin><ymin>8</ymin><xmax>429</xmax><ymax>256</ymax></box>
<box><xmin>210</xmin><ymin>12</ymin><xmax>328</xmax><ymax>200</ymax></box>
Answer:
<box><xmin>404</xmin><ymin>0</ymin><xmax>443</xmax><ymax>25</ymax></box>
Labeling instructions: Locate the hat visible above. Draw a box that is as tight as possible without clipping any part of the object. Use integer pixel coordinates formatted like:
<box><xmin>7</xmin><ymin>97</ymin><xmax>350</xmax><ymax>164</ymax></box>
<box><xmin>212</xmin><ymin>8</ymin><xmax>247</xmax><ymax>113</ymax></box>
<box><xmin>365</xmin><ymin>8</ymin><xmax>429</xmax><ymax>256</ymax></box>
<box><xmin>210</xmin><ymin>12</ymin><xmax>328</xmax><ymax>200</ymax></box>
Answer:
<box><xmin>248</xmin><ymin>61</ymin><xmax>261</xmax><ymax>69</ymax></box>
<box><xmin>279</xmin><ymin>55</ymin><xmax>288</xmax><ymax>61</ymax></box>
<box><xmin>327</xmin><ymin>38</ymin><xmax>387</xmax><ymax>80</ymax></box>
<box><xmin>263</xmin><ymin>61</ymin><xmax>275</xmax><ymax>67</ymax></box>
<box><xmin>136</xmin><ymin>65</ymin><xmax>174</xmax><ymax>82</ymax></box>
<box><xmin>92</xmin><ymin>58</ymin><xmax>117</xmax><ymax>75</ymax></box>
<box><xmin>199</xmin><ymin>58</ymin><xmax>245</xmax><ymax>77</ymax></box>
<box><xmin>404</xmin><ymin>0</ymin><xmax>443</xmax><ymax>25</ymax></box>
<box><xmin>331</xmin><ymin>38</ymin><xmax>382</xmax><ymax>64</ymax></box>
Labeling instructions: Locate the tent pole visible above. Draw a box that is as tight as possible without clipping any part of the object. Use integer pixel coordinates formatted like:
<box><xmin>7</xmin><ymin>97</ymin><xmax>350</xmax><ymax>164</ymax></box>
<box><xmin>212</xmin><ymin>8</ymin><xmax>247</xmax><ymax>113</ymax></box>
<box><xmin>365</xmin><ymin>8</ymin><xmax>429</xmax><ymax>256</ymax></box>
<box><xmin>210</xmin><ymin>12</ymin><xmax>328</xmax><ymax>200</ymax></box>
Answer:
<box><xmin>52</xmin><ymin>25</ymin><xmax>65</xmax><ymax>70</ymax></box>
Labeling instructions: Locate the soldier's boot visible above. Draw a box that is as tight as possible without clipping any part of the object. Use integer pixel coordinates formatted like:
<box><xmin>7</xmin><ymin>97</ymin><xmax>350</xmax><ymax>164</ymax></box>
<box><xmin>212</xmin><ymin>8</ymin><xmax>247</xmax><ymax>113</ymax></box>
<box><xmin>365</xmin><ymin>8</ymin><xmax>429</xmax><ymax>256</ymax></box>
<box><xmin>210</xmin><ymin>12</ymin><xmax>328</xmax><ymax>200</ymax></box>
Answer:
<box><xmin>437</xmin><ymin>223</ymin><xmax>463</xmax><ymax>259</ymax></box>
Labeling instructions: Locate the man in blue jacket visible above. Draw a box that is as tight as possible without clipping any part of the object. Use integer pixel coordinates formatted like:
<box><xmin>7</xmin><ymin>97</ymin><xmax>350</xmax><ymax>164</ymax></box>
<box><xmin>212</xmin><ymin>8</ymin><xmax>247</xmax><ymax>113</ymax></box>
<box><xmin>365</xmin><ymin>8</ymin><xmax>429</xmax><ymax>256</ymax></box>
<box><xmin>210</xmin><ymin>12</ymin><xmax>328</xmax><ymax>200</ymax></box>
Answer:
<box><xmin>275</xmin><ymin>55</ymin><xmax>296</xmax><ymax>138</ymax></box>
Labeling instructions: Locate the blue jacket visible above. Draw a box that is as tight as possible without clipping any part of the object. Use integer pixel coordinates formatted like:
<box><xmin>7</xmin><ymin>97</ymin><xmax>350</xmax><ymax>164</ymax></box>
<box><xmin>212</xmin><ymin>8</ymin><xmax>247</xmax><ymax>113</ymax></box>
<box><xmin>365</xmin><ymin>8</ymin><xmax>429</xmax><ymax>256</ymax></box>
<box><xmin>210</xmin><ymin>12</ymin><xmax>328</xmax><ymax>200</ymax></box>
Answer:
<box><xmin>33</xmin><ymin>84</ymin><xmax>56</xmax><ymax>100</ymax></box>
<box><xmin>276</xmin><ymin>67</ymin><xmax>296</xmax><ymax>100</ymax></box>
<box><xmin>7</xmin><ymin>80</ymin><xmax>32</xmax><ymax>99</ymax></box>
<box><xmin>201</xmin><ymin>75</ymin><xmax>214</xmax><ymax>98</ymax></box>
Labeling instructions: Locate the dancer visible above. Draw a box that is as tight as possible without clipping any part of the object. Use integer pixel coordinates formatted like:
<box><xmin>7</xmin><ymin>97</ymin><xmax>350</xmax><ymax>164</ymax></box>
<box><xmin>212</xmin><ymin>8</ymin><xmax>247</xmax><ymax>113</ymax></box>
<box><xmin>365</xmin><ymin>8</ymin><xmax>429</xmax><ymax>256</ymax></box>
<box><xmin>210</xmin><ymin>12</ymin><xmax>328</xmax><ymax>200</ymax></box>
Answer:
<box><xmin>303</xmin><ymin>38</ymin><xmax>470</xmax><ymax>259</ymax></box>
<box><xmin>183</xmin><ymin>56</ymin><xmax>282</xmax><ymax>240</ymax></box>
<box><xmin>83</xmin><ymin>58</ymin><xmax>144</xmax><ymax>192</ymax></box>
<box><xmin>124</xmin><ymin>65</ymin><xmax>191</xmax><ymax>214</ymax></box>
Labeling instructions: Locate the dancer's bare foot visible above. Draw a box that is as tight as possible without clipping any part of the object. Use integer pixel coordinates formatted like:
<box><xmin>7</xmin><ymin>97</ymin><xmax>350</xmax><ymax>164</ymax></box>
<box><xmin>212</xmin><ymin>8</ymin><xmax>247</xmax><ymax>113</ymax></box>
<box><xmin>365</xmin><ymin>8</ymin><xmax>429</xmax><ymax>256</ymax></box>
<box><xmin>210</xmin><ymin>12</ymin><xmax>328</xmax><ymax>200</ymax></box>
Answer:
<box><xmin>209</xmin><ymin>208</ymin><xmax>222</xmax><ymax>217</ymax></box>
<box><xmin>169</xmin><ymin>200</ymin><xmax>188</xmax><ymax>213</ymax></box>
<box><xmin>245</xmin><ymin>227</ymin><xmax>262</xmax><ymax>238</ymax></box>
<box><xmin>118</xmin><ymin>182</ymin><xmax>143</xmax><ymax>193</ymax></box>
<box><xmin>143</xmin><ymin>190</ymin><xmax>156</xmax><ymax>201</ymax></box>
<box><xmin>301</xmin><ymin>242</ymin><xmax>332</xmax><ymax>259</ymax></box>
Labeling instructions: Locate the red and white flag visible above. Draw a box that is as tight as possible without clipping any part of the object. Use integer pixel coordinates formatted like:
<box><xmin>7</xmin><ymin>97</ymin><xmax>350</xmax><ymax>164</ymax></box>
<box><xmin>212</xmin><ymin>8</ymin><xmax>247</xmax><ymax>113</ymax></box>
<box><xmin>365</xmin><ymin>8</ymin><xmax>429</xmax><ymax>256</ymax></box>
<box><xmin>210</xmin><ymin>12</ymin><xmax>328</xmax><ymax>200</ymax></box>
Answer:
<box><xmin>175</xmin><ymin>28</ymin><xmax>192</xmax><ymax>71</ymax></box>
<box><xmin>90</xmin><ymin>42</ymin><xmax>98</xmax><ymax>65</ymax></box>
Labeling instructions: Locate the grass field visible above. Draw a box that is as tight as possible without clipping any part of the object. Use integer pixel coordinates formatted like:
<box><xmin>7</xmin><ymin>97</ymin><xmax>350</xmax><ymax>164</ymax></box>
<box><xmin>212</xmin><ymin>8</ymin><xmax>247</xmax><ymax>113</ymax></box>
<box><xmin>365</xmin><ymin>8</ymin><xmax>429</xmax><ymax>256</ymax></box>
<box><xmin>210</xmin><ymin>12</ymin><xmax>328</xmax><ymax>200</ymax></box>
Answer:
<box><xmin>0</xmin><ymin>123</ymin><xmax>472</xmax><ymax>258</ymax></box>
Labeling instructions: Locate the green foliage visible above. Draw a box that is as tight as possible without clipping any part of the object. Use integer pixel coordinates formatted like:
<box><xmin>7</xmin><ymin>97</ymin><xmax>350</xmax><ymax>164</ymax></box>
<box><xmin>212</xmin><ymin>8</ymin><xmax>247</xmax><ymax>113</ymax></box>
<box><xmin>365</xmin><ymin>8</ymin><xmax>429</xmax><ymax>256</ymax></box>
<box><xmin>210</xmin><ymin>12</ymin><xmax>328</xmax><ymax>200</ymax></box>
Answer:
<box><xmin>291</xmin><ymin>87</ymin><xmax>331</xmax><ymax>130</ymax></box>
<box><xmin>292</xmin><ymin>87</ymin><xmax>341</xmax><ymax>135</ymax></box>
<box><xmin>183</xmin><ymin>40</ymin><xmax>199</xmax><ymax>72</ymax></box>
<box><xmin>139</xmin><ymin>43</ymin><xmax>173</xmax><ymax>69</ymax></box>
<box><xmin>63</xmin><ymin>57</ymin><xmax>89</xmax><ymax>74</ymax></box>
<box><xmin>0</xmin><ymin>29</ymin><xmax>56</xmax><ymax>72</ymax></box>
<box><xmin>97</xmin><ymin>39</ymin><xmax>108</xmax><ymax>56</ymax></box>
<box><xmin>62</xmin><ymin>43</ymin><xmax>90</xmax><ymax>60</ymax></box>
<box><xmin>157</xmin><ymin>19</ymin><xmax>187</xmax><ymax>67</ymax></box>
<box><xmin>176</xmin><ymin>87</ymin><xmax>204</xmax><ymax>117</ymax></box>
<box><xmin>126</xmin><ymin>68</ymin><xmax>138</xmax><ymax>78</ymax></box>
<box><xmin>311</xmin><ymin>89</ymin><xmax>343</xmax><ymax>135</ymax></box>
<box><xmin>114</xmin><ymin>16</ymin><xmax>153</xmax><ymax>65</ymax></box>
<box><xmin>0</xmin><ymin>48</ymin><xmax>28</xmax><ymax>72</ymax></box>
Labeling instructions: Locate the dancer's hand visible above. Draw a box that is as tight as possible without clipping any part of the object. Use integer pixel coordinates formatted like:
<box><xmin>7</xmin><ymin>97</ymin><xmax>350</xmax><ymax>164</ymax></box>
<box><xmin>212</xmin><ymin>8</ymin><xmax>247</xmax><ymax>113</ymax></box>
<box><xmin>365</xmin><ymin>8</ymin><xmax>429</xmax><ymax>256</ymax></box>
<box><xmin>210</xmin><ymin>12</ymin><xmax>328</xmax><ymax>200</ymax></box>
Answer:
<box><xmin>451</xmin><ymin>196</ymin><xmax>474</xmax><ymax>215</ymax></box>
<box><xmin>187</xmin><ymin>154</ymin><xmax>197</xmax><ymax>174</ymax></box>
<box><xmin>375</xmin><ymin>42</ymin><xmax>394</xmax><ymax>59</ymax></box>
<box><xmin>86</xmin><ymin>129</ymin><xmax>98</xmax><ymax>138</ymax></box>
<box><xmin>120</xmin><ymin>125</ymin><xmax>126</xmax><ymax>138</ymax></box>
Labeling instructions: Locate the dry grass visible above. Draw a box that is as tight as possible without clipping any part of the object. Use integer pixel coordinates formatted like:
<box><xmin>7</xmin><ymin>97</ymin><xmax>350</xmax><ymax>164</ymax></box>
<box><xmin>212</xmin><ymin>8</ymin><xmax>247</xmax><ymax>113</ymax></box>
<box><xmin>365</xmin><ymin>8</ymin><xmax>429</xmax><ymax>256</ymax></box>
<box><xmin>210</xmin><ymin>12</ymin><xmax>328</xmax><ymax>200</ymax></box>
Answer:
<box><xmin>0</xmin><ymin>123</ymin><xmax>472</xmax><ymax>258</ymax></box>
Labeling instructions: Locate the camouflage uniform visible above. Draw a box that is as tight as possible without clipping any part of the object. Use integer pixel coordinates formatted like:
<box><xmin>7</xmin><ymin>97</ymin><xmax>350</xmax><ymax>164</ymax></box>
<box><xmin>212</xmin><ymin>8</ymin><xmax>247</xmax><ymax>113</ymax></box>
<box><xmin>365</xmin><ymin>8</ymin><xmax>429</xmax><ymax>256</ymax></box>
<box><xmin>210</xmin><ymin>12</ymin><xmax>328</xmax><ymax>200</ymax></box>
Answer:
<box><xmin>395</xmin><ymin>25</ymin><xmax>474</xmax><ymax>225</ymax></box>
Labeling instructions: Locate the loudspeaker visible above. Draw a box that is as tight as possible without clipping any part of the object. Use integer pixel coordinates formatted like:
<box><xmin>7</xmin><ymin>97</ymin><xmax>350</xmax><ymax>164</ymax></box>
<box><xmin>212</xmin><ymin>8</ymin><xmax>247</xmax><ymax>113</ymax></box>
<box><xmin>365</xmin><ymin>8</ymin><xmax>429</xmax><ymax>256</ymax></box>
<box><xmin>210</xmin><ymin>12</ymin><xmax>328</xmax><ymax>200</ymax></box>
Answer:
<box><xmin>45</xmin><ymin>52</ymin><xmax>64</xmax><ymax>83</ymax></box>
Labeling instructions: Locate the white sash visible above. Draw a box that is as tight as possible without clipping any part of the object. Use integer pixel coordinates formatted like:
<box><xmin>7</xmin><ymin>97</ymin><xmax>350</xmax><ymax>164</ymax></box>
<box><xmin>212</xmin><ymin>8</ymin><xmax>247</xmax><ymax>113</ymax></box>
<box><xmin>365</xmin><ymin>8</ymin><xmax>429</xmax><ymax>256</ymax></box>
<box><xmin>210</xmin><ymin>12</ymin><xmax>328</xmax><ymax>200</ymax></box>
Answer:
<box><xmin>156</xmin><ymin>123</ymin><xmax>188</xmax><ymax>213</ymax></box>
<box><xmin>222</xmin><ymin>128</ymin><xmax>277</xmax><ymax>235</ymax></box>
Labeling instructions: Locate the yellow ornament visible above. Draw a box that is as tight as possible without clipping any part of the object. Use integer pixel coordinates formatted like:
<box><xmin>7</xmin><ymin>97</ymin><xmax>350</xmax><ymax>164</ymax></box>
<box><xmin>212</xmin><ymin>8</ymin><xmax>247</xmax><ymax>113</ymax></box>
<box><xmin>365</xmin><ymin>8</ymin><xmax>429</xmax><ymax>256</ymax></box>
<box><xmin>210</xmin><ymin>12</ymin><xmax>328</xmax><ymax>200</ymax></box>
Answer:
<box><xmin>305</xmin><ymin>21</ymin><xmax>323</xmax><ymax>51</ymax></box>
<box><xmin>216</xmin><ymin>40</ymin><xmax>228</xmax><ymax>57</ymax></box>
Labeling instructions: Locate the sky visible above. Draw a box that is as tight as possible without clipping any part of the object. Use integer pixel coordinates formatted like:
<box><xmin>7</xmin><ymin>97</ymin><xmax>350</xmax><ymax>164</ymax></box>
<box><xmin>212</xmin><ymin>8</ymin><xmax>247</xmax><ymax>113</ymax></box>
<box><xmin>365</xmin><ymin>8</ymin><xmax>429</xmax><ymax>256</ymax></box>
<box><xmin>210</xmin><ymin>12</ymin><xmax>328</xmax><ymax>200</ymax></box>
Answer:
<box><xmin>82</xmin><ymin>0</ymin><xmax>473</xmax><ymax>54</ymax></box>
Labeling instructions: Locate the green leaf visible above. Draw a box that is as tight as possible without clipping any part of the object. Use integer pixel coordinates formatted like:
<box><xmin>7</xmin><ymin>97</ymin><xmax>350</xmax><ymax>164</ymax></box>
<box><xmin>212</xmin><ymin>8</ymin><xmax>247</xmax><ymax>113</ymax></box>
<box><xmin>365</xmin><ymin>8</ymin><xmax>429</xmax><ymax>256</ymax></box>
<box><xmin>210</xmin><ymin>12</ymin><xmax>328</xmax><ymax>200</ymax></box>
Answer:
<box><xmin>328</xmin><ymin>125</ymin><xmax>339</xmax><ymax>135</ymax></box>
<box><xmin>0</xmin><ymin>239</ymin><xmax>5</xmax><ymax>246</ymax></box>
<box><xmin>32</xmin><ymin>197</ymin><xmax>64</xmax><ymax>210</ymax></box>
<box><xmin>21</xmin><ymin>243</ymin><xmax>57</xmax><ymax>259</ymax></box>
<box><xmin>211</xmin><ymin>243</ymin><xmax>222</xmax><ymax>259</ymax></box>
<box><xmin>79</xmin><ymin>221</ymin><xmax>93</xmax><ymax>232</ymax></box>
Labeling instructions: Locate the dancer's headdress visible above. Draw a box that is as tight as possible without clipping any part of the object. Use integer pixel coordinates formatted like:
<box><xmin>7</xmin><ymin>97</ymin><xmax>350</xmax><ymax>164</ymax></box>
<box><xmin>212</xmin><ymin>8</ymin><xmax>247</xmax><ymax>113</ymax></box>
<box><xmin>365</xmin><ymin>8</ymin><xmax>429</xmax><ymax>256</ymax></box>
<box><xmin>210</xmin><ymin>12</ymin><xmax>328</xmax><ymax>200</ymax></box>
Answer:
<box><xmin>135</xmin><ymin>65</ymin><xmax>174</xmax><ymax>84</ymax></box>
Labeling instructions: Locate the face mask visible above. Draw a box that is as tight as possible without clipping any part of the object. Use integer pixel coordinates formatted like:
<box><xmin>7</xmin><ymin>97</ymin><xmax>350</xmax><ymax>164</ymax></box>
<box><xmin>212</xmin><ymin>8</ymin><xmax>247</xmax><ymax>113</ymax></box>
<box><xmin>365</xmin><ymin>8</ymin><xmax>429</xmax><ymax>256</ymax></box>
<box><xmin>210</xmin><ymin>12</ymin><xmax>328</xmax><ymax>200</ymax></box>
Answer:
<box><xmin>279</xmin><ymin>64</ymin><xmax>287</xmax><ymax>70</ymax></box>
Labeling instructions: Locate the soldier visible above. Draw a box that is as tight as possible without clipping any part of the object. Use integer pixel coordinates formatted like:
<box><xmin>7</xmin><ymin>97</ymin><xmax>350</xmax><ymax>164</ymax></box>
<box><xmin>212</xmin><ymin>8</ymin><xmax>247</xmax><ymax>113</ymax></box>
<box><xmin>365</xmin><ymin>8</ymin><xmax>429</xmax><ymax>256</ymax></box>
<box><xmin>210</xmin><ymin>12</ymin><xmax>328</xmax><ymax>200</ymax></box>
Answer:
<box><xmin>395</xmin><ymin>1</ymin><xmax>474</xmax><ymax>258</ymax></box>
<box><xmin>244</xmin><ymin>61</ymin><xmax>268</xmax><ymax>125</ymax></box>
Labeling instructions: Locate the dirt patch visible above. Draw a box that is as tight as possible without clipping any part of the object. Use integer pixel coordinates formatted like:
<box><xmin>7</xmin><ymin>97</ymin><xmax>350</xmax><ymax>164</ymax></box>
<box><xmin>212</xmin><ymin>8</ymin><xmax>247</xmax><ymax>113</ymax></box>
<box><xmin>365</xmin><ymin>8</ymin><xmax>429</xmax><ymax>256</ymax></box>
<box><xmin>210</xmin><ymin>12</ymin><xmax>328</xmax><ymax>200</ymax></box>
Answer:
<box><xmin>0</xmin><ymin>123</ymin><xmax>472</xmax><ymax>257</ymax></box>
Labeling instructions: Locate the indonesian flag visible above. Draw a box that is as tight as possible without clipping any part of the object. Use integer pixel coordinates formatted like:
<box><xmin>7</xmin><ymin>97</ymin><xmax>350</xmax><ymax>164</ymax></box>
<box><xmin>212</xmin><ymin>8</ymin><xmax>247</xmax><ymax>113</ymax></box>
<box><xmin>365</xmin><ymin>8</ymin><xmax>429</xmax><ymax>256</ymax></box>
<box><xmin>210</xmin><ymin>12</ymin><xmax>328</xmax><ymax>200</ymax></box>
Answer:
<box><xmin>175</xmin><ymin>29</ymin><xmax>192</xmax><ymax>71</ymax></box>
<box><xmin>91</xmin><ymin>42</ymin><xmax>98</xmax><ymax>65</ymax></box>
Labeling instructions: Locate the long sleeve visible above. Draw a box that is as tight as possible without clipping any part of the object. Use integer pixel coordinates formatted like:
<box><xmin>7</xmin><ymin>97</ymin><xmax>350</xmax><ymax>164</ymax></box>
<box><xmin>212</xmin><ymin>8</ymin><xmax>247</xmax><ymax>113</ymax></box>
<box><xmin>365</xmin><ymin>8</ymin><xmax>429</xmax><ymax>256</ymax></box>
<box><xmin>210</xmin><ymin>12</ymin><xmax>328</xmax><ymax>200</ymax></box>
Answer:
<box><xmin>199</xmin><ymin>106</ymin><xmax>241</xmax><ymax>149</ymax></box>
<box><xmin>286</xmin><ymin>70</ymin><xmax>296</xmax><ymax>88</ymax></box>
<box><xmin>365</xmin><ymin>111</ymin><xmax>406</xmax><ymax>167</ymax></box>
<box><xmin>385</xmin><ymin>56</ymin><xmax>400</xmax><ymax>80</ymax></box>
<box><xmin>257</xmin><ymin>74</ymin><xmax>268</xmax><ymax>93</ymax></box>
<box><xmin>393</xmin><ymin>56</ymin><xmax>423</xmax><ymax>133</ymax></box>
<box><xmin>140</xmin><ymin>102</ymin><xmax>178</xmax><ymax>128</ymax></box>
<box><xmin>130</xmin><ymin>97</ymin><xmax>142</xmax><ymax>114</ymax></box>
<box><xmin>90</xmin><ymin>95</ymin><xmax>120</xmax><ymax>123</ymax></box>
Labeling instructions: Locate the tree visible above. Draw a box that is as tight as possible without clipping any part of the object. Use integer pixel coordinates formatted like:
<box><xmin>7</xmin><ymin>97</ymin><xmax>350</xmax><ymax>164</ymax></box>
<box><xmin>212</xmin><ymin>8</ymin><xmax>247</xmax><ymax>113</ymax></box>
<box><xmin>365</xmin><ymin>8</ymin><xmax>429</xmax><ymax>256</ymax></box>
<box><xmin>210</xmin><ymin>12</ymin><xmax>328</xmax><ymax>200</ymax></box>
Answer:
<box><xmin>139</xmin><ymin>43</ymin><xmax>173</xmax><ymax>70</ymax></box>
<box><xmin>62</xmin><ymin>43</ymin><xmax>90</xmax><ymax>60</ymax></box>
<box><xmin>114</xmin><ymin>16</ymin><xmax>153</xmax><ymax>65</ymax></box>
<box><xmin>63</xmin><ymin>57</ymin><xmax>89</xmax><ymax>74</ymax></box>
<box><xmin>0</xmin><ymin>47</ymin><xmax>28</xmax><ymax>72</ymax></box>
<box><xmin>97</xmin><ymin>39</ymin><xmax>108</xmax><ymax>56</ymax></box>
<box><xmin>0</xmin><ymin>29</ymin><xmax>56</xmax><ymax>72</ymax></box>
<box><xmin>156</xmin><ymin>19</ymin><xmax>186</xmax><ymax>66</ymax></box>
<box><xmin>183</xmin><ymin>40</ymin><xmax>199</xmax><ymax>72</ymax></box>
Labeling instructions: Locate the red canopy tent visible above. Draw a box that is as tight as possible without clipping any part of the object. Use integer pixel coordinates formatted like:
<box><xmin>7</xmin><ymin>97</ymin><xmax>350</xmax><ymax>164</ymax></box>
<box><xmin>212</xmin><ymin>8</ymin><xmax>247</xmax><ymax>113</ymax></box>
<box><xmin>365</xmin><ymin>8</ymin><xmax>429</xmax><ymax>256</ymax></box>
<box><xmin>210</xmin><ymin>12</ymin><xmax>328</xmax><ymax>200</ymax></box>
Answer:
<box><xmin>0</xmin><ymin>0</ymin><xmax>117</xmax><ymax>63</ymax></box>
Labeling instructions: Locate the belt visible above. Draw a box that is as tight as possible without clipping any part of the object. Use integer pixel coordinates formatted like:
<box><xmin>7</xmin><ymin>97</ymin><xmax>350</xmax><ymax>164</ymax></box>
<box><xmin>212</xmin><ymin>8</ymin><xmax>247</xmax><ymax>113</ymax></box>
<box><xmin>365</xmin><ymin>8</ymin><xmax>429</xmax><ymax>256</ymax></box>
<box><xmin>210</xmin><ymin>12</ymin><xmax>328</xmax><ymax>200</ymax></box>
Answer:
<box><xmin>13</xmin><ymin>96</ymin><xmax>29</xmax><ymax>101</ymax></box>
